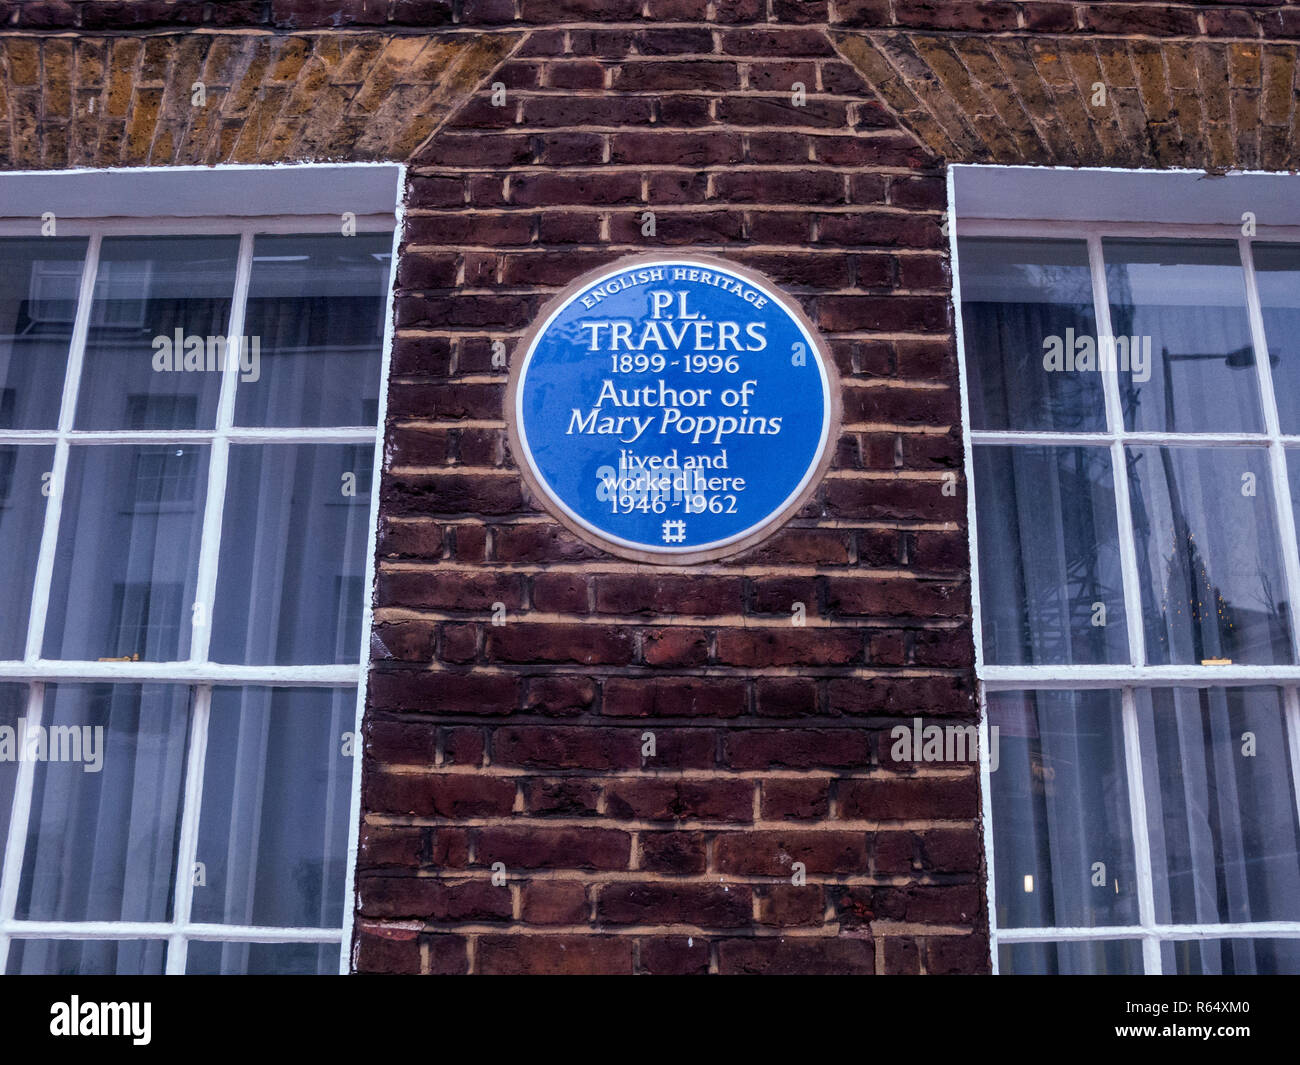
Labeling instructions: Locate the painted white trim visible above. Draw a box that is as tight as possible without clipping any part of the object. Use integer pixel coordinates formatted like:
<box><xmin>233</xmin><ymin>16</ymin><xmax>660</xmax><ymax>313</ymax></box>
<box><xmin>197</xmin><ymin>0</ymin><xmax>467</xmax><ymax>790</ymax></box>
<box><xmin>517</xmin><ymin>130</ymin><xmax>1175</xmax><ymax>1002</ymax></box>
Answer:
<box><xmin>339</xmin><ymin>174</ymin><xmax>406</xmax><ymax>976</ymax></box>
<box><xmin>0</xmin><ymin>163</ymin><xmax>401</xmax><ymax>977</ymax></box>
<box><xmin>952</xmin><ymin>164</ymin><xmax>1300</xmax><ymax>975</ymax></box>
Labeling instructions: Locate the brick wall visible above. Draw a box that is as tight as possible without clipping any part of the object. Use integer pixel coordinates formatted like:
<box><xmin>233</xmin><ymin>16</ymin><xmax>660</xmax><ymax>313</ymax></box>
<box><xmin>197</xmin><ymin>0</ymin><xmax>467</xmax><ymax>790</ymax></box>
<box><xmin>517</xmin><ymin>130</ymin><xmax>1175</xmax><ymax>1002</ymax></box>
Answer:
<box><xmin>360</xmin><ymin>21</ymin><xmax>981</xmax><ymax>976</ymax></box>
<box><xmin>5</xmin><ymin>0</ymin><xmax>1298</xmax><ymax>976</ymax></box>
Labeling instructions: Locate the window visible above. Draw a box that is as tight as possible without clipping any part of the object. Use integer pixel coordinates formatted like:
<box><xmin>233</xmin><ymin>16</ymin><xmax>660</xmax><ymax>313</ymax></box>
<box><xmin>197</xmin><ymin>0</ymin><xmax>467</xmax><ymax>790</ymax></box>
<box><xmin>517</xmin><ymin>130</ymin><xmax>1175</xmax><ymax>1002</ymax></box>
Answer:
<box><xmin>953</xmin><ymin>167</ymin><xmax>1300</xmax><ymax>975</ymax></box>
<box><xmin>0</xmin><ymin>165</ymin><xmax>401</xmax><ymax>975</ymax></box>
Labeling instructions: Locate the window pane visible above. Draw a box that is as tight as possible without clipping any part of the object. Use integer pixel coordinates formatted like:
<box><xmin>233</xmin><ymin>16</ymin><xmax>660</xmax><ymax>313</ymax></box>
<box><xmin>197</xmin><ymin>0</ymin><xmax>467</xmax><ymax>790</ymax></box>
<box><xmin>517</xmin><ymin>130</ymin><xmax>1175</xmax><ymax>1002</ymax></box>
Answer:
<box><xmin>0</xmin><ymin>683</ymin><xmax>27</xmax><ymax>860</ymax></box>
<box><xmin>211</xmin><ymin>444</ymin><xmax>372</xmax><ymax>665</ymax></box>
<box><xmin>1104</xmin><ymin>239</ymin><xmax>1262</xmax><ymax>433</ymax></box>
<box><xmin>1254</xmin><ymin>243</ymin><xmax>1300</xmax><ymax>435</ymax></box>
<box><xmin>0</xmin><ymin>237</ymin><xmax>86</xmax><ymax>429</ymax></box>
<box><xmin>192</xmin><ymin>687</ymin><xmax>354</xmax><ymax>929</ymax></box>
<box><xmin>14</xmin><ymin>683</ymin><xmax>190</xmax><ymax>922</ymax></box>
<box><xmin>1127</xmin><ymin>446</ymin><xmax>1291</xmax><ymax>665</ymax></box>
<box><xmin>1137</xmin><ymin>686</ymin><xmax>1300</xmax><ymax>926</ymax></box>
<box><xmin>185</xmin><ymin>940</ymin><xmax>340</xmax><ymax>974</ymax></box>
<box><xmin>44</xmin><ymin>444</ymin><xmax>209</xmax><ymax>661</ymax></box>
<box><xmin>75</xmin><ymin>236</ymin><xmax>239</xmax><ymax>430</ymax></box>
<box><xmin>999</xmin><ymin>939</ymin><xmax>1143</xmax><ymax>975</ymax></box>
<box><xmin>988</xmin><ymin>690</ymin><xmax>1138</xmax><ymax>929</ymax></box>
<box><xmin>0</xmin><ymin>445</ymin><xmax>55</xmax><ymax>657</ymax></box>
<box><xmin>1161</xmin><ymin>937</ymin><xmax>1300</xmax><ymax>975</ymax></box>
<box><xmin>5</xmin><ymin>938</ymin><xmax>166</xmax><ymax>975</ymax></box>
<box><xmin>234</xmin><ymin>234</ymin><xmax>390</xmax><ymax>428</ymax></box>
<box><xmin>975</xmin><ymin>445</ymin><xmax>1129</xmax><ymax>664</ymax></box>
<box><xmin>958</xmin><ymin>238</ymin><xmax>1104</xmax><ymax>432</ymax></box>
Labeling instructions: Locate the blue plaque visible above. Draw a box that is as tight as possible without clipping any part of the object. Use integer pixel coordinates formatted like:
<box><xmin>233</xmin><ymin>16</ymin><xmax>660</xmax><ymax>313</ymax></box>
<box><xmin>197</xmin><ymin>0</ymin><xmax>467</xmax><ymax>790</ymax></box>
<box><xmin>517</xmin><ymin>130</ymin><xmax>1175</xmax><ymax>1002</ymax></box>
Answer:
<box><xmin>507</xmin><ymin>255</ymin><xmax>839</xmax><ymax>562</ymax></box>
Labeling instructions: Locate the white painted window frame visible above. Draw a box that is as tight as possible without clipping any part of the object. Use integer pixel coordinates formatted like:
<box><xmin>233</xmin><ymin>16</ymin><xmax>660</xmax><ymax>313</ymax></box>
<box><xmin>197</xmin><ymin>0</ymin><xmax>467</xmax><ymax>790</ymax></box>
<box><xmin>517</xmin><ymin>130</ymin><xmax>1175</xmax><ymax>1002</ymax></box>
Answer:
<box><xmin>949</xmin><ymin>175</ymin><xmax>1300</xmax><ymax>975</ymax></box>
<box><xmin>0</xmin><ymin>164</ymin><xmax>404</xmax><ymax>976</ymax></box>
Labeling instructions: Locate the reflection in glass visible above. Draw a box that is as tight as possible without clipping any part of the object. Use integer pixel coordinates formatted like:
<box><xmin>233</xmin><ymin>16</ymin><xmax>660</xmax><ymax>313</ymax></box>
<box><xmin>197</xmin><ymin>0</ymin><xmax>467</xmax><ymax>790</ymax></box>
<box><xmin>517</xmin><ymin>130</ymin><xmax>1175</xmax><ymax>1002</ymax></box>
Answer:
<box><xmin>211</xmin><ymin>445</ymin><xmax>372</xmax><ymax>665</ymax></box>
<box><xmin>1104</xmin><ymin>240</ymin><xmax>1262</xmax><ymax>433</ymax></box>
<box><xmin>975</xmin><ymin>445</ymin><xmax>1129</xmax><ymax>664</ymax></box>
<box><xmin>75</xmin><ymin>236</ymin><xmax>239</xmax><ymax>430</ymax></box>
<box><xmin>1161</xmin><ymin>937</ymin><xmax>1300</xmax><ymax>975</ymax></box>
<box><xmin>1127</xmin><ymin>446</ymin><xmax>1291</xmax><ymax>665</ymax></box>
<box><xmin>185</xmin><ymin>940</ymin><xmax>339</xmax><ymax>975</ymax></box>
<box><xmin>191</xmin><ymin>687</ymin><xmax>355</xmax><ymax>929</ymax></box>
<box><xmin>0</xmin><ymin>445</ymin><xmax>55</xmax><ymax>657</ymax></box>
<box><xmin>235</xmin><ymin>234</ymin><xmax>390</xmax><ymax>428</ymax></box>
<box><xmin>0</xmin><ymin>238</ymin><xmax>86</xmax><ymax>429</ymax></box>
<box><xmin>45</xmin><ymin>445</ymin><xmax>209</xmax><ymax>662</ymax></box>
<box><xmin>988</xmin><ymin>690</ymin><xmax>1137</xmax><ymax>929</ymax></box>
<box><xmin>15</xmin><ymin>683</ymin><xmax>190</xmax><ymax>923</ymax></box>
<box><xmin>1000</xmin><ymin>939</ymin><xmax>1142</xmax><ymax>975</ymax></box>
<box><xmin>0</xmin><ymin>683</ymin><xmax>26</xmax><ymax>862</ymax></box>
<box><xmin>5</xmin><ymin>938</ymin><xmax>166</xmax><ymax>975</ymax></box>
<box><xmin>1254</xmin><ymin>243</ymin><xmax>1300</xmax><ymax>434</ymax></box>
<box><xmin>958</xmin><ymin>238</ymin><xmax>1104</xmax><ymax>432</ymax></box>
<box><xmin>1138</xmin><ymin>687</ymin><xmax>1300</xmax><ymax>926</ymax></box>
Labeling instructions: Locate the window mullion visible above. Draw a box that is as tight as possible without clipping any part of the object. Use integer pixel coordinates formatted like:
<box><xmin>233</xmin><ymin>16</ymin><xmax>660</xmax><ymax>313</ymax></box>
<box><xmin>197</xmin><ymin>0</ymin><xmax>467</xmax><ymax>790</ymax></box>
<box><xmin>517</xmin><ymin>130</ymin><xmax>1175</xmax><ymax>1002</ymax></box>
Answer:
<box><xmin>165</xmin><ymin>683</ymin><xmax>212</xmax><ymax>975</ymax></box>
<box><xmin>24</xmin><ymin>232</ymin><xmax>101</xmax><ymax>662</ymax></box>
<box><xmin>1284</xmin><ymin>688</ymin><xmax>1300</xmax><ymax>841</ymax></box>
<box><xmin>977</xmin><ymin>687</ymin><xmax>1000</xmax><ymax>974</ymax></box>
<box><xmin>190</xmin><ymin>229</ymin><xmax>255</xmax><ymax>665</ymax></box>
<box><xmin>1087</xmin><ymin>234</ymin><xmax>1147</xmax><ymax>668</ymax></box>
<box><xmin>1120</xmin><ymin>686</ymin><xmax>1162</xmax><ymax>974</ymax></box>
<box><xmin>0</xmin><ymin>682</ymin><xmax>46</xmax><ymax>974</ymax></box>
<box><xmin>1239</xmin><ymin>236</ymin><xmax>1300</xmax><ymax>663</ymax></box>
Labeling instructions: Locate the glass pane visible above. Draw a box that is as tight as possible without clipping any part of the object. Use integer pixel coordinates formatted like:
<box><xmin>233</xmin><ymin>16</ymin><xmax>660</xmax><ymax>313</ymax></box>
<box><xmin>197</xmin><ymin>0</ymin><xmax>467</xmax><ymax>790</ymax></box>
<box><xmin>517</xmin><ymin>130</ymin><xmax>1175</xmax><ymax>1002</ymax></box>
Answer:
<box><xmin>44</xmin><ymin>444</ymin><xmax>209</xmax><ymax>662</ymax></box>
<box><xmin>0</xmin><ymin>683</ymin><xmax>27</xmax><ymax>861</ymax></box>
<box><xmin>1254</xmin><ymin>243</ymin><xmax>1300</xmax><ymax>435</ymax></box>
<box><xmin>75</xmin><ymin>236</ymin><xmax>239</xmax><ymax>430</ymax></box>
<box><xmin>1137</xmin><ymin>687</ymin><xmax>1300</xmax><ymax>926</ymax></box>
<box><xmin>211</xmin><ymin>444</ymin><xmax>372</xmax><ymax>665</ymax></box>
<box><xmin>1104</xmin><ymin>239</ymin><xmax>1262</xmax><ymax>433</ymax></box>
<box><xmin>975</xmin><ymin>445</ymin><xmax>1129</xmax><ymax>664</ymax></box>
<box><xmin>988</xmin><ymin>690</ymin><xmax>1138</xmax><ymax>929</ymax></box>
<box><xmin>14</xmin><ymin>683</ymin><xmax>190</xmax><ymax>922</ymax></box>
<box><xmin>0</xmin><ymin>237</ymin><xmax>86</xmax><ymax>429</ymax></box>
<box><xmin>1161</xmin><ymin>937</ymin><xmax>1300</xmax><ymax>975</ymax></box>
<box><xmin>958</xmin><ymin>238</ymin><xmax>1104</xmax><ymax>432</ymax></box>
<box><xmin>234</xmin><ymin>233</ymin><xmax>391</xmax><ymax>428</ymax></box>
<box><xmin>192</xmin><ymin>687</ymin><xmax>355</xmax><ymax>929</ymax></box>
<box><xmin>5</xmin><ymin>938</ymin><xmax>166</xmax><ymax>975</ymax></box>
<box><xmin>0</xmin><ymin>445</ymin><xmax>55</xmax><ymax>657</ymax></box>
<box><xmin>999</xmin><ymin>939</ymin><xmax>1143</xmax><ymax>975</ymax></box>
<box><xmin>1127</xmin><ymin>446</ymin><xmax>1291</xmax><ymax>665</ymax></box>
<box><xmin>185</xmin><ymin>940</ymin><xmax>340</xmax><ymax>974</ymax></box>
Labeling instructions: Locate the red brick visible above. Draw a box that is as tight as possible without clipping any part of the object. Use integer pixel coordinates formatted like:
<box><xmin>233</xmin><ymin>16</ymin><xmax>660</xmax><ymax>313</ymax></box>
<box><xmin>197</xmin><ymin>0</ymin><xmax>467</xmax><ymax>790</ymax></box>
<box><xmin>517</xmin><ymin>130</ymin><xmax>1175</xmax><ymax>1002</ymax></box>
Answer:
<box><xmin>364</xmin><ymin>770</ymin><xmax>517</xmax><ymax>817</ymax></box>
<box><xmin>521</xmin><ymin>881</ymin><xmax>590</xmax><ymax>924</ymax></box>
<box><xmin>602</xmin><ymin>677</ymin><xmax>746</xmax><ymax>719</ymax></box>
<box><xmin>357</xmin><ymin>876</ymin><xmax>512</xmax><ymax>920</ymax></box>
<box><xmin>598</xmin><ymin>882</ymin><xmax>750</xmax><ymax>926</ymax></box>
<box><xmin>717</xmin><ymin>937</ymin><xmax>874</xmax><ymax>974</ymax></box>
<box><xmin>603</xmin><ymin>778</ymin><xmax>753</xmax><ymax>822</ymax></box>
<box><xmin>477</xmin><ymin>826</ymin><xmax>632</xmax><ymax>870</ymax></box>
<box><xmin>354</xmin><ymin>922</ymin><xmax>420</xmax><ymax>974</ymax></box>
<box><xmin>714</xmin><ymin>829</ymin><xmax>868</xmax><ymax>875</ymax></box>
<box><xmin>760</xmin><ymin>778</ymin><xmax>831</xmax><ymax>820</ymax></box>
<box><xmin>639</xmin><ymin>935</ymin><xmax>710</xmax><ymax>974</ymax></box>
<box><xmin>478</xmin><ymin>935</ymin><xmax>634</xmax><ymax>975</ymax></box>
<box><xmin>639</xmin><ymin>832</ymin><xmax>708</xmax><ymax>874</ymax></box>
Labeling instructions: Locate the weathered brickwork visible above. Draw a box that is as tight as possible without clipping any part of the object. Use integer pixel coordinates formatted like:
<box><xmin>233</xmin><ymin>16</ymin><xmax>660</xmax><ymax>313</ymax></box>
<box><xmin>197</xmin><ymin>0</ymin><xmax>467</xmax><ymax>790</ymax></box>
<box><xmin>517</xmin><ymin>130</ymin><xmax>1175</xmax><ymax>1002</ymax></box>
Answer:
<box><xmin>3</xmin><ymin>0</ymin><xmax>1296</xmax><ymax>975</ymax></box>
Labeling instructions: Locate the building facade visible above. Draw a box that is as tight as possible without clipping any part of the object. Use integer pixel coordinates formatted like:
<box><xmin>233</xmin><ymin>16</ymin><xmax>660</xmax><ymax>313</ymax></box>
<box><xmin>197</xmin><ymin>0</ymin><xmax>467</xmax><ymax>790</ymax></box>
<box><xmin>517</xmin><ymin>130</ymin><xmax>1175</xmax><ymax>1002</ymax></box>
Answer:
<box><xmin>1</xmin><ymin>0</ymin><xmax>1299</xmax><ymax>975</ymax></box>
